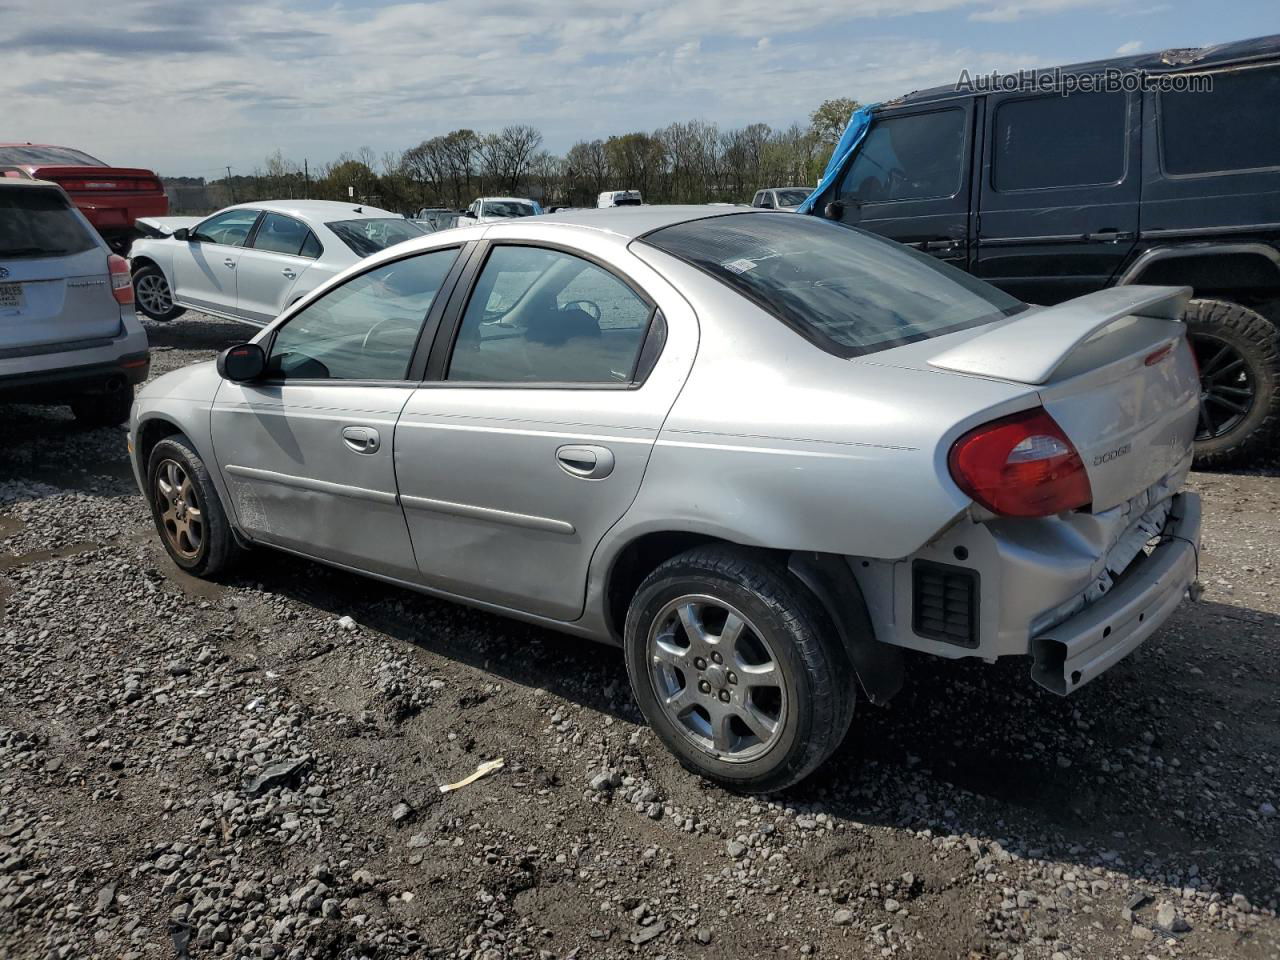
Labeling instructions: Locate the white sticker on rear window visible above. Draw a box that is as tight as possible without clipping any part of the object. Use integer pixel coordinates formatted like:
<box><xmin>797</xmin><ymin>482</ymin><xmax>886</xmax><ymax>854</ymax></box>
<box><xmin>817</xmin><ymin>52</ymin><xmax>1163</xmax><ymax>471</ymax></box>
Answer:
<box><xmin>723</xmin><ymin>257</ymin><xmax>757</xmax><ymax>274</ymax></box>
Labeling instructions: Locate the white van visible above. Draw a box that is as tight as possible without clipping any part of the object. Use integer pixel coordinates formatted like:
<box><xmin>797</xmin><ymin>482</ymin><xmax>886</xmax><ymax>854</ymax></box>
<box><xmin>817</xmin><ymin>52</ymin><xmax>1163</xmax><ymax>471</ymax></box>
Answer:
<box><xmin>596</xmin><ymin>190</ymin><xmax>643</xmax><ymax>208</ymax></box>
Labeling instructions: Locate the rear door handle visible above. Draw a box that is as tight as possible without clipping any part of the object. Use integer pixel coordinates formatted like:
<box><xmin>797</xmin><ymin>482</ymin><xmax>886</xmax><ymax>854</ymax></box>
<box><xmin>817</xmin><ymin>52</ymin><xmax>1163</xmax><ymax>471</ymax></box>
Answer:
<box><xmin>224</xmin><ymin>258</ymin><xmax>236</xmax><ymax>268</ymax></box>
<box><xmin>282</xmin><ymin>268</ymin><xmax>297</xmax><ymax>279</ymax></box>
<box><xmin>556</xmin><ymin>444</ymin><xmax>614</xmax><ymax>480</ymax></box>
<box><xmin>341</xmin><ymin>425</ymin><xmax>380</xmax><ymax>454</ymax></box>
<box><xmin>921</xmin><ymin>239</ymin><xmax>961</xmax><ymax>251</ymax></box>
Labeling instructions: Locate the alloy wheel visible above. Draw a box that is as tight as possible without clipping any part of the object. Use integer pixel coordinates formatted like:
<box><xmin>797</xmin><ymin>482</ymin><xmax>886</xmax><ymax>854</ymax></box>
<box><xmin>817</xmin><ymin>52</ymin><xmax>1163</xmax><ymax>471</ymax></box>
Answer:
<box><xmin>646</xmin><ymin>595</ymin><xmax>787</xmax><ymax>763</ymax></box>
<box><xmin>155</xmin><ymin>459</ymin><xmax>203</xmax><ymax>560</ymax></box>
<box><xmin>135</xmin><ymin>273</ymin><xmax>173</xmax><ymax>316</ymax></box>
<box><xmin>1189</xmin><ymin>332</ymin><xmax>1256</xmax><ymax>441</ymax></box>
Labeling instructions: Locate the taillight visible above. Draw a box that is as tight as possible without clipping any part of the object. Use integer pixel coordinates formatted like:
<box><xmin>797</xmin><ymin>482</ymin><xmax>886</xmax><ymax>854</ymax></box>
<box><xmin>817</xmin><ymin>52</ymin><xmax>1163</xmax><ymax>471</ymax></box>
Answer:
<box><xmin>948</xmin><ymin>407</ymin><xmax>1092</xmax><ymax>518</ymax></box>
<box><xmin>108</xmin><ymin>255</ymin><xmax>133</xmax><ymax>305</ymax></box>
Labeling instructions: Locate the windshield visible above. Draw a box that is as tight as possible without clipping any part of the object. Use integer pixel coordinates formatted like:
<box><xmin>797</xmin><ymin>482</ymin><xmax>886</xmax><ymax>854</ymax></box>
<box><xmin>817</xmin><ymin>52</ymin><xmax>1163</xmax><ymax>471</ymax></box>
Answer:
<box><xmin>0</xmin><ymin>188</ymin><xmax>98</xmax><ymax>258</ymax></box>
<box><xmin>325</xmin><ymin>218</ymin><xmax>425</xmax><ymax>257</ymax></box>
<box><xmin>775</xmin><ymin>189</ymin><xmax>810</xmax><ymax>206</ymax></box>
<box><xmin>483</xmin><ymin>201</ymin><xmax>536</xmax><ymax>218</ymax></box>
<box><xmin>642</xmin><ymin>213</ymin><xmax>1025</xmax><ymax>358</ymax></box>
<box><xmin>0</xmin><ymin>145</ymin><xmax>105</xmax><ymax>166</ymax></box>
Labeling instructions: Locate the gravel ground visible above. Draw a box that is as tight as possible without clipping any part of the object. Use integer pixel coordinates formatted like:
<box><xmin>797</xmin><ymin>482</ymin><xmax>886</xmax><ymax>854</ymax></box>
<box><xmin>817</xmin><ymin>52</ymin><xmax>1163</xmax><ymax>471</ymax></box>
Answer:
<box><xmin>1</xmin><ymin>312</ymin><xmax>1278</xmax><ymax>960</ymax></box>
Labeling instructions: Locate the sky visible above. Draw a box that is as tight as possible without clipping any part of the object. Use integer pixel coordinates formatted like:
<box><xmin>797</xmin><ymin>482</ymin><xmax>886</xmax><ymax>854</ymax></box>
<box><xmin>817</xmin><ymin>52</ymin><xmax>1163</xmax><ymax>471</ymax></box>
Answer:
<box><xmin>2</xmin><ymin>0</ymin><xmax>1276</xmax><ymax>178</ymax></box>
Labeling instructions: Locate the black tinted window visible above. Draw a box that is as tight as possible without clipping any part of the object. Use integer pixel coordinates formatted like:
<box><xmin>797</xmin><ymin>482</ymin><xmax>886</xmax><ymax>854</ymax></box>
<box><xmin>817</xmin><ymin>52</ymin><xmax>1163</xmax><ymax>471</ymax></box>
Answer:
<box><xmin>0</xmin><ymin>187</ymin><xmax>97</xmax><ymax>258</ymax></box>
<box><xmin>251</xmin><ymin>212</ymin><xmax>310</xmax><ymax>256</ymax></box>
<box><xmin>267</xmin><ymin>250</ymin><xmax>457</xmax><ymax>380</ymax></box>
<box><xmin>449</xmin><ymin>246</ymin><xmax>654</xmax><ymax>384</ymax></box>
<box><xmin>1161</xmin><ymin>66</ymin><xmax>1280</xmax><ymax>175</ymax></box>
<box><xmin>299</xmin><ymin>231</ymin><xmax>322</xmax><ymax>259</ymax></box>
<box><xmin>993</xmin><ymin>93</ymin><xmax>1127</xmax><ymax>191</ymax></box>
<box><xmin>837</xmin><ymin>109</ymin><xmax>966</xmax><ymax>203</ymax></box>
<box><xmin>644</xmin><ymin>214</ymin><xmax>1024</xmax><ymax>358</ymax></box>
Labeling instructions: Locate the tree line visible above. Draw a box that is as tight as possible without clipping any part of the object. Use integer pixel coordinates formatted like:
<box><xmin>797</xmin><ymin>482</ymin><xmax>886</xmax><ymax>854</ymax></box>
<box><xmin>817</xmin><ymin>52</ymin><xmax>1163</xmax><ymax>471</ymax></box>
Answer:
<box><xmin>164</xmin><ymin>98</ymin><xmax>860</xmax><ymax>215</ymax></box>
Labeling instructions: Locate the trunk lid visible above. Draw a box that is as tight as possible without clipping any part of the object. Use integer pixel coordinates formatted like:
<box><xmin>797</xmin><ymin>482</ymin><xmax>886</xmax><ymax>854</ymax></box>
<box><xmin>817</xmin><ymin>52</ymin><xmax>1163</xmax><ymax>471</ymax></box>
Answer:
<box><xmin>877</xmin><ymin>286</ymin><xmax>1199</xmax><ymax>513</ymax></box>
<box><xmin>0</xmin><ymin>248</ymin><xmax>121</xmax><ymax>350</ymax></box>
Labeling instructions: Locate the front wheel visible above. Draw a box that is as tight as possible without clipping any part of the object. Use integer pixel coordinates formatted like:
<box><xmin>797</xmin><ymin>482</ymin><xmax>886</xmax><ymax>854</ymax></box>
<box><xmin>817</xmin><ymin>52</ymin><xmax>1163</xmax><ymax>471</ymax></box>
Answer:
<box><xmin>1185</xmin><ymin>298</ymin><xmax>1280</xmax><ymax>468</ymax></box>
<box><xmin>146</xmin><ymin>435</ymin><xmax>240</xmax><ymax>577</ymax></box>
<box><xmin>624</xmin><ymin>546</ymin><xmax>855</xmax><ymax>793</ymax></box>
<box><xmin>133</xmin><ymin>265</ymin><xmax>186</xmax><ymax>322</ymax></box>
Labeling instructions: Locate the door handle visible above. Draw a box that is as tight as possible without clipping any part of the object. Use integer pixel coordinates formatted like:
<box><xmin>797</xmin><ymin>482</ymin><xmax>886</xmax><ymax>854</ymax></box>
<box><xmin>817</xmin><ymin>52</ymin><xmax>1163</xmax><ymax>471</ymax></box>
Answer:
<box><xmin>1085</xmin><ymin>229</ymin><xmax>1134</xmax><ymax>242</ymax></box>
<box><xmin>921</xmin><ymin>239</ymin><xmax>961</xmax><ymax>251</ymax></box>
<box><xmin>341</xmin><ymin>425</ymin><xmax>381</xmax><ymax>454</ymax></box>
<box><xmin>282</xmin><ymin>268</ymin><xmax>297</xmax><ymax>279</ymax></box>
<box><xmin>556</xmin><ymin>444</ymin><xmax>614</xmax><ymax>480</ymax></box>
<box><xmin>223</xmin><ymin>258</ymin><xmax>236</xmax><ymax>268</ymax></box>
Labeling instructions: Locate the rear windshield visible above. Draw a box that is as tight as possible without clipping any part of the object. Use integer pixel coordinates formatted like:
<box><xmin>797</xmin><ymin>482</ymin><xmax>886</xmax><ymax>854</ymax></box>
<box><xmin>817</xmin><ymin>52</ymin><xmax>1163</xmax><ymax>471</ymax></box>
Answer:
<box><xmin>0</xmin><ymin>145</ymin><xmax>105</xmax><ymax>166</ymax></box>
<box><xmin>325</xmin><ymin>218</ymin><xmax>425</xmax><ymax>257</ymax></box>
<box><xmin>775</xmin><ymin>189</ymin><xmax>810</xmax><ymax>205</ymax></box>
<box><xmin>0</xmin><ymin>188</ymin><xmax>98</xmax><ymax>258</ymax></box>
<box><xmin>642</xmin><ymin>213</ymin><xmax>1025</xmax><ymax>357</ymax></box>
<box><xmin>484</xmin><ymin>201</ymin><xmax>537</xmax><ymax>218</ymax></box>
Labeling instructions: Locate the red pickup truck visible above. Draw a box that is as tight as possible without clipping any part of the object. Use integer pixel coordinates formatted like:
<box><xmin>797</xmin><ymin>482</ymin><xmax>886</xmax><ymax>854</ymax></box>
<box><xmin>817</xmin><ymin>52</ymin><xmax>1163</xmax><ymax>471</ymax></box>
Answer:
<box><xmin>0</xmin><ymin>143</ymin><xmax>168</xmax><ymax>251</ymax></box>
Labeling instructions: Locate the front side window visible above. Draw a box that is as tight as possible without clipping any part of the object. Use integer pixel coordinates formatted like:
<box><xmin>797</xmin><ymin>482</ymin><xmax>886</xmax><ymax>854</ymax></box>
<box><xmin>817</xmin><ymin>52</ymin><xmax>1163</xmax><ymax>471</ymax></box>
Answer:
<box><xmin>251</xmin><ymin>212</ymin><xmax>312</xmax><ymax>256</ymax></box>
<box><xmin>325</xmin><ymin>218</ymin><xmax>424</xmax><ymax>257</ymax></box>
<box><xmin>267</xmin><ymin>249</ymin><xmax>458</xmax><ymax>381</ymax></box>
<box><xmin>993</xmin><ymin>92</ymin><xmax>1128</xmax><ymax>191</ymax></box>
<box><xmin>0</xmin><ymin>187</ymin><xmax>98</xmax><ymax>258</ymax></box>
<box><xmin>643</xmin><ymin>213</ymin><xmax>1024</xmax><ymax>358</ymax></box>
<box><xmin>448</xmin><ymin>245</ymin><xmax>654</xmax><ymax>384</ymax></box>
<box><xmin>192</xmin><ymin>209</ymin><xmax>260</xmax><ymax>246</ymax></box>
<box><xmin>1160</xmin><ymin>65</ymin><xmax>1280</xmax><ymax>176</ymax></box>
<box><xmin>837</xmin><ymin>109</ymin><xmax>966</xmax><ymax>204</ymax></box>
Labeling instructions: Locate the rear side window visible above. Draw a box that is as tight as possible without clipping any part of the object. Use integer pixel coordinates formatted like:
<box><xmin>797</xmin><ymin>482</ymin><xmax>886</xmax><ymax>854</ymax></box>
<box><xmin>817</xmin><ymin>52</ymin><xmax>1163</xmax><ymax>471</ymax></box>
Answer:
<box><xmin>251</xmin><ymin>212</ymin><xmax>311</xmax><ymax>256</ymax></box>
<box><xmin>0</xmin><ymin>188</ymin><xmax>97</xmax><ymax>258</ymax></box>
<box><xmin>837</xmin><ymin>109</ymin><xmax>966</xmax><ymax>203</ymax></box>
<box><xmin>1160</xmin><ymin>65</ymin><xmax>1280</xmax><ymax>175</ymax></box>
<box><xmin>993</xmin><ymin>93</ymin><xmax>1128</xmax><ymax>191</ymax></box>
<box><xmin>326</xmin><ymin>218</ymin><xmax>425</xmax><ymax>257</ymax></box>
<box><xmin>643</xmin><ymin>213</ymin><xmax>1024</xmax><ymax>358</ymax></box>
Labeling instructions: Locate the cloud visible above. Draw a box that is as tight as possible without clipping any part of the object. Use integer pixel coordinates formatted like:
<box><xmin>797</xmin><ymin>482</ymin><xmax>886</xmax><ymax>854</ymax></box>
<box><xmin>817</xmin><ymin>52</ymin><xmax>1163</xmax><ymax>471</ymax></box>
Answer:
<box><xmin>1114</xmin><ymin>40</ymin><xmax>1143</xmax><ymax>54</ymax></box>
<box><xmin>0</xmin><ymin>0</ymin><xmax>1224</xmax><ymax>175</ymax></box>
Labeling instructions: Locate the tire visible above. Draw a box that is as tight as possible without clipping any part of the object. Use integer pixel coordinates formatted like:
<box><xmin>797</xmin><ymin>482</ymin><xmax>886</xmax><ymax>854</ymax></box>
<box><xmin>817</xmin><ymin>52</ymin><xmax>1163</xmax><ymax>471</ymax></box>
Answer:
<box><xmin>146</xmin><ymin>435</ymin><xmax>240</xmax><ymax>577</ymax></box>
<box><xmin>623</xmin><ymin>545</ymin><xmax>855</xmax><ymax>793</ymax></box>
<box><xmin>1184</xmin><ymin>298</ymin><xmax>1280</xmax><ymax>468</ymax></box>
<box><xmin>132</xmin><ymin>264</ymin><xmax>186</xmax><ymax>322</ymax></box>
<box><xmin>70</xmin><ymin>384</ymin><xmax>133</xmax><ymax>427</ymax></box>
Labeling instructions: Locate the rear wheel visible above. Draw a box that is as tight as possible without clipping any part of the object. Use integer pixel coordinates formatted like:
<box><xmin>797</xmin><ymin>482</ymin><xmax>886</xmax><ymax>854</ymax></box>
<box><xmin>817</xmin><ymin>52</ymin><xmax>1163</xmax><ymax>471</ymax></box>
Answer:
<box><xmin>133</xmin><ymin>264</ymin><xmax>186</xmax><ymax>322</ymax></box>
<box><xmin>146</xmin><ymin>435</ymin><xmax>240</xmax><ymax>577</ymax></box>
<box><xmin>624</xmin><ymin>546</ymin><xmax>854</xmax><ymax>793</ymax></box>
<box><xmin>70</xmin><ymin>384</ymin><xmax>133</xmax><ymax>427</ymax></box>
<box><xmin>1184</xmin><ymin>298</ymin><xmax>1280</xmax><ymax>468</ymax></box>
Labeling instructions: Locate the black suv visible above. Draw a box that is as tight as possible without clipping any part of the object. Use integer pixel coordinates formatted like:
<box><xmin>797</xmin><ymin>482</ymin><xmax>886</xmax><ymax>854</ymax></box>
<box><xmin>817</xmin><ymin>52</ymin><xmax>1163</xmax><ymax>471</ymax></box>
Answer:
<box><xmin>809</xmin><ymin>34</ymin><xmax>1280</xmax><ymax>466</ymax></box>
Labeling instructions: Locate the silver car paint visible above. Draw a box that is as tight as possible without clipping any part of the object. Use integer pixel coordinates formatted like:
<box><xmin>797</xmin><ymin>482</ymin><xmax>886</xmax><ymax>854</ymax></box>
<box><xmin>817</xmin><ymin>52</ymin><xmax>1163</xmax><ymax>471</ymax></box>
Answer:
<box><xmin>130</xmin><ymin>207</ymin><xmax>1201</xmax><ymax>695</ymax></box>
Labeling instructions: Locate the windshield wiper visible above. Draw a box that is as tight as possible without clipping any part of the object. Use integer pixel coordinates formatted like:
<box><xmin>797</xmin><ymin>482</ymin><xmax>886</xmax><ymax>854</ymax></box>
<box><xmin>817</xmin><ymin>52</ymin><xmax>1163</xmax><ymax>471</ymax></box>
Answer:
<box><xmin>1</xmin><ymin>247</ymin><xmax>69</xmax><ymax>258</ymax></box>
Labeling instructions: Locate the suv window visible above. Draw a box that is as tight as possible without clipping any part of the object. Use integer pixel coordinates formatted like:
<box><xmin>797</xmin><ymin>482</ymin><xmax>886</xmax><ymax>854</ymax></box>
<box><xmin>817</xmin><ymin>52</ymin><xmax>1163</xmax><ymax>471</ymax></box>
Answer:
<box><xmin>1160</xmin><ymin>65</ymin><xmax>1280</xmax><ymax>176</ymax></box>
<box><xmin>837</xmin><ymin>109</ymin><xmax>966</xmax><ymax>203</ymax></box>
<box><xmin>192</xmin><ymin>209</ymin><xmax>260</xmax><ymax>246</ymax></box>
<box><xmin>993</xmin><ymin>93</ymin><xmax>1127</xmax><ymax>191</ymax></box>
<box><xmin>266</xmin><ymin>249</ymin><xmax>458</xmax><ymax>381</ymax></box>
<box><xmin>643</xmin><ymin>213</ymin><xmax>1025</xmax><ymax>359</ymax></box>
<box><xmin>251</xmin><ymin>212</ymin><xmax>312</xmax><ymax>256</ymax></box>
<box><xmin>448</xmin><ymin>245</ymin><xmax>654</xmax><ymax>384</ymax></box>
<box><xmin>0</xmin><ymin>187</ymin><xmax>98</xmax><ymax>258</ymax></box>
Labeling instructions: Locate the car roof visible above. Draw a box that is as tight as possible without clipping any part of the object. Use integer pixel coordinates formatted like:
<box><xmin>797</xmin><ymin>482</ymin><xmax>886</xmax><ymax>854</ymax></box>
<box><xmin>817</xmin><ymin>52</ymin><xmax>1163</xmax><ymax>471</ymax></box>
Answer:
<box><xmin>480</xmin><ymin>196</ymin><xmax>536</xmax><ymax>203</ymax></box>
<box><xmin>0</xmin><ymin>175</ymin><xmax>63</xmax><ymax>190</ymax></box>
<box><xmin>883</xmin><ymin>32</ymin><xmax>1280</xmax><ymax>109</ymax></box>
<box><xmin>229</xmin><ymin>199</ymin><xmax>400</xmax><ymax>221</ymax></box>
<box><xmin>524</xmin><ymin>205</ymin><xmax>761</xmax><ymax>241</ymax></box>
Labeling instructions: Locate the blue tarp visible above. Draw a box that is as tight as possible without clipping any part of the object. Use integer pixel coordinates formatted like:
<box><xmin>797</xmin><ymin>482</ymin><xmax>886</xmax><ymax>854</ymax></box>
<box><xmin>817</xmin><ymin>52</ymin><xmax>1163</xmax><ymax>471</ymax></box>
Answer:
<box><xmin>795</xmin><ymin>103</ymin><xmax>878</xmax><ymax>215</ymax></box>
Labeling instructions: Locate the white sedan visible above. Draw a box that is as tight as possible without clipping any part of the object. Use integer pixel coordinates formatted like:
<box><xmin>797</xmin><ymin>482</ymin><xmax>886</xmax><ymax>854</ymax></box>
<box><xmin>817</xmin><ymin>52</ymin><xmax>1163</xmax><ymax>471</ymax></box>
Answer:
<box><xmin>129</xmin><ymin>200</ymin><xmax>426</xmax><ymax>326</ymax></box>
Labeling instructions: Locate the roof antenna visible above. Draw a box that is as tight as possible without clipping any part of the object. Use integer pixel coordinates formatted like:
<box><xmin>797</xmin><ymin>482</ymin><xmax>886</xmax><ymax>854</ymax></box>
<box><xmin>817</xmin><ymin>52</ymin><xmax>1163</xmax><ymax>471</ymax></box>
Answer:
<box><xmin>354</xmin><ymin>205</ymin><xmax>363</xmax><ymax>213</ymax></box>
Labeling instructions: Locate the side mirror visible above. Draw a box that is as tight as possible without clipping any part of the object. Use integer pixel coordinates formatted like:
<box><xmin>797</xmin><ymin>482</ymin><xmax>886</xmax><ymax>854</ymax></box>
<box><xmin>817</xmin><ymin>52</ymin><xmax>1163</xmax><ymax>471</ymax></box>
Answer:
<box><xmin>823</xmin><ymin>200</ymin><xmax>846</xmax><ymax>221</ymax></box>
<box><xmin>216</xmin><ymin>342</ymin><xmax>266</xmax><ymax>382</ymax></box>
<box><xmin>172</xmin><ymin>227</ymin><xmax>191</xmax><ymax>241</ymax></box>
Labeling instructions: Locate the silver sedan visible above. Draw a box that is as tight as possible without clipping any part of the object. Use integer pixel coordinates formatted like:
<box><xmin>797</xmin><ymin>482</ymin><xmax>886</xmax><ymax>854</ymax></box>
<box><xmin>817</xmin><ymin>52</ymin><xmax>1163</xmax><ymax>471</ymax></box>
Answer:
<box><xmin>128</xmin><ymin>207</ymin><xmax>1203</xmax><ymax>791</ymax></box>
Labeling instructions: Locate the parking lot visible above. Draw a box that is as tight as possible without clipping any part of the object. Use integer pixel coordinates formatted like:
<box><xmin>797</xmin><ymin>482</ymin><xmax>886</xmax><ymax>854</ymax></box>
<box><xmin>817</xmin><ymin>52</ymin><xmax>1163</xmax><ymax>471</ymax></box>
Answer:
<box><xmin>0</xmin><ymin>311</ymin><xmax>1277</xmax><ymax>959</ymax></box>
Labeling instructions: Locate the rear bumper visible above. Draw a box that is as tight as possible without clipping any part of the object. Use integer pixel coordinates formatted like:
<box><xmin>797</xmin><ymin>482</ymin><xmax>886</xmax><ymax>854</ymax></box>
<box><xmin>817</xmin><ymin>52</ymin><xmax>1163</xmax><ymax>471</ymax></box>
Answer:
<box><xmin>0</xmin><ymin>310</ymin><xmax>150</xmax><ymax>401</ymax></box>
<box><xmin>1030</xmin><ymin>492</ymin><xmax>1200</xmax><ymax>694</ymax></box>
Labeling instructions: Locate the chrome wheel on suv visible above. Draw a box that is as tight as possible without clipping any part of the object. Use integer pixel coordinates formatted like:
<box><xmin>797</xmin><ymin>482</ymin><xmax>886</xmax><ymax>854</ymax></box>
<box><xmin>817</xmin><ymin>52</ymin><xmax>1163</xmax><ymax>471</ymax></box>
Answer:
<box><xmin>647</xmin><ymin>595</ymin><xmax>787</xmax><ymax>762</ymax></box>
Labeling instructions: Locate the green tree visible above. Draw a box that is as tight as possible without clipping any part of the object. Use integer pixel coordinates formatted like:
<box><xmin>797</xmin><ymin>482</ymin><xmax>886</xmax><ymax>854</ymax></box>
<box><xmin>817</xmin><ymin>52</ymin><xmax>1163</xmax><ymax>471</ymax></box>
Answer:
<box><xmin>809</xmin><ymin>97</ymin><xmax>862</xmax><ymax>146</ymax></box>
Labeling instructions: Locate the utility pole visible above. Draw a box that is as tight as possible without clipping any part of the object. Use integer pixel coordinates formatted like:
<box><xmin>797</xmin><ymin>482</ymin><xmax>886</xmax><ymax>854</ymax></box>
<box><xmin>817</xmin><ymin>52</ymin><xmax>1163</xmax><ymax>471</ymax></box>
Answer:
<box><xmin>225</xmin><ymin>165</ymin><xmax>236</xmax><ymax>203</ymax></box>
<box><xmin>304</xmin><ymin>159</ymin><xmax>310</xmax><ymax>199</ymax></box>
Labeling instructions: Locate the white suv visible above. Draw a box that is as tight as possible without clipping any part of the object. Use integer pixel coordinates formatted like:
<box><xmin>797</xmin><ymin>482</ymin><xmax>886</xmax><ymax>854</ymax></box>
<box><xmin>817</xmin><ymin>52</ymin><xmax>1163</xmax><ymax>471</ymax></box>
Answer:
<box><xmin>0</xmin><ymin>176</ymin><xmax>148</xmax><ymax>425</ymax></box>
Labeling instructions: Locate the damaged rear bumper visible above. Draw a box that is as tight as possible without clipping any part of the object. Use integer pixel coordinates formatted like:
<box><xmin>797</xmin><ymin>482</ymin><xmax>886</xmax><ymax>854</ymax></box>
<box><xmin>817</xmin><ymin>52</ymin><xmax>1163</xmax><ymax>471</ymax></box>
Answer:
<box><xmin>1030</xmin><ymin>492</ymin><xmax>1200</xmax><ymax>695</ymax></box>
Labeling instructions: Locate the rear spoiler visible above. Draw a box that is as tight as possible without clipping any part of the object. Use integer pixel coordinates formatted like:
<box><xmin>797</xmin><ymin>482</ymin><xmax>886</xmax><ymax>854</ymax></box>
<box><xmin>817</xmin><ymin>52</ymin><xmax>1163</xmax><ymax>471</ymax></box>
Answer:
<box><xmin>929</xmin><ymin>285</ymin><xmax>1192</xmax><ymax>385</ymax></box>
